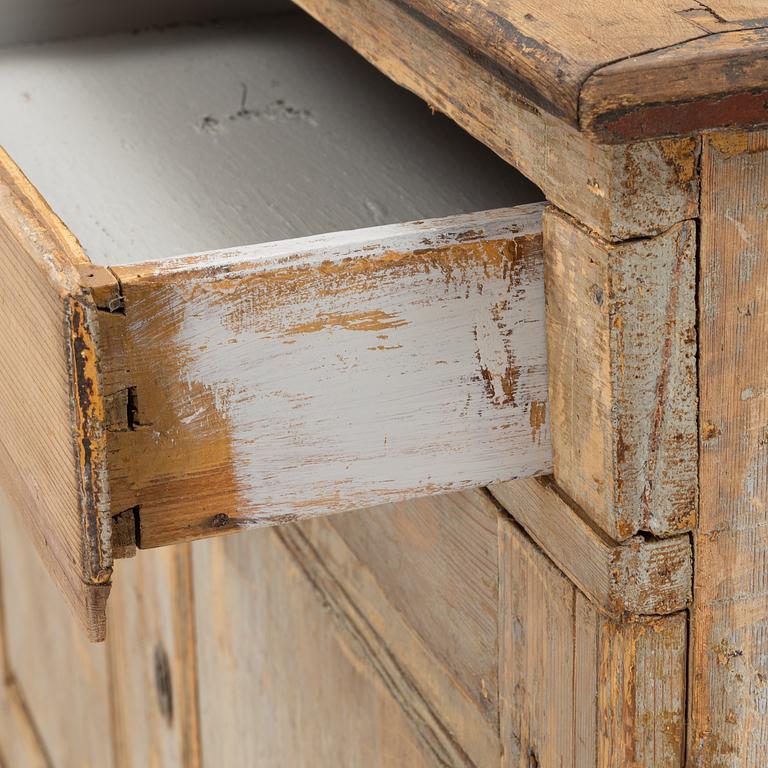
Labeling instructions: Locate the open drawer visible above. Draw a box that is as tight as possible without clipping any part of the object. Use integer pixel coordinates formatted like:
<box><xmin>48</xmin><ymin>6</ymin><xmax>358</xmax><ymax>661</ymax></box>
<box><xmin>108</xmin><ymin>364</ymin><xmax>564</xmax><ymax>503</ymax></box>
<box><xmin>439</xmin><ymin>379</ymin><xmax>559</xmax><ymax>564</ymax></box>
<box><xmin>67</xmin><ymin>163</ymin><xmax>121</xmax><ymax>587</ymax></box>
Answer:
<box><xmin>0</xmin><ymin>14</ymin><xmax>548</xmax><ymax>640</ymax></box>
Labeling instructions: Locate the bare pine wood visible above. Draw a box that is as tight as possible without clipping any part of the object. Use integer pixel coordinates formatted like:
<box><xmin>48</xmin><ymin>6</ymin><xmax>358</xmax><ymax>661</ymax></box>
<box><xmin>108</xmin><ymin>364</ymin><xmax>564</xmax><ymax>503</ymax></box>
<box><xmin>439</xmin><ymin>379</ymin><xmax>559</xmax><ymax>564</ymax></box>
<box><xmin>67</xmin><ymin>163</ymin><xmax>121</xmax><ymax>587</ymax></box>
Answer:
<box><xmin>318</xmin><ymin>490</ymin><xmax>501</xmax><ymax>763</ymax></box>
<box><xmin>0</xmin><ymin>495</ymin><xmax>50</xmax><ymax>768</ymax></box>
<box><xmin>106</xmin><ymin>207</ymin><xmax>551</xmax><ymax>548</ymax></box>
<box><xmin>490</xmin><ymin>477</ymin><xmax>692</xmax><ymax>616</ymax></box>
<box><xmin>107</xmin><ymin>545</ymin><xmax>201</xmax><ymax>768</ymax></box>
<box><xmin>393</xmin><ymin>0</ymin><xmax>768</xmax><ymax>141</ymax></box>
<box><xmin>295</xmin><ymin>0</ymin><xmax>700</xmax><ymax>242</ymax></box>
<box><xmin>544</xmin><ymin>207</ymin><xmax>697</xmax><ymax>541</ymax></box>
<box><xmin>0</xmin><ymin>493</ymin><xmax>113</xmax><ymax>768</ymax></box>
<box><xmin>691</xmin><ymin>129</ymin><xmax>768</xmax><ymax>767</ymax></box>
<box><xmin>499</xmin><ymin>513</ymin><xmax>688</xmax><ymax>768</ymax></box>
<box><xmin>0</xmin><ymin>681</ymin><xmax>50</xmax><ymax>768</ymax></box>
<box><xmin>0</xmin><ymin>148</ymin><xmax>112</xmax><ymax>640</ymax></box>
<box><xmin>192</xmin><ymin>525</ymin><xmax>463</xmax><ymax>766</ymax></box>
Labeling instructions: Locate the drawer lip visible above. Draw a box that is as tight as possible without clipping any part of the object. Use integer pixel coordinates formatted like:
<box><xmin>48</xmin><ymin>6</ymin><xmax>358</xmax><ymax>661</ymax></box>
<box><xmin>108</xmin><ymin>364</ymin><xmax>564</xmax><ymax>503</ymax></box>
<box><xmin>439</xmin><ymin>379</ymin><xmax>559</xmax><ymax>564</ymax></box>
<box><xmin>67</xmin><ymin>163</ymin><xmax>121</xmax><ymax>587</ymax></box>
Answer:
<box><xmin>0</xmin><ymin>145</ymin><xmax>550</xmax><ymax>639</ymax></box>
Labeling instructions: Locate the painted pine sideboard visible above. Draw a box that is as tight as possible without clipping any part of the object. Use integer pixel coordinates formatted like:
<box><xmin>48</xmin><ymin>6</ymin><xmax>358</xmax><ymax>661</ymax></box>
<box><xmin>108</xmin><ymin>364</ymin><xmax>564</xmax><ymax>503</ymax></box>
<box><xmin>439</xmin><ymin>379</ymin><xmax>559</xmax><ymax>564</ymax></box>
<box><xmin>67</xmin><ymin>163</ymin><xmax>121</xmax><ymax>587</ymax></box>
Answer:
<box><xmin>0</xmin><ymin>2</ymin><xmax>766</xmax><ymax>766</ymax></box>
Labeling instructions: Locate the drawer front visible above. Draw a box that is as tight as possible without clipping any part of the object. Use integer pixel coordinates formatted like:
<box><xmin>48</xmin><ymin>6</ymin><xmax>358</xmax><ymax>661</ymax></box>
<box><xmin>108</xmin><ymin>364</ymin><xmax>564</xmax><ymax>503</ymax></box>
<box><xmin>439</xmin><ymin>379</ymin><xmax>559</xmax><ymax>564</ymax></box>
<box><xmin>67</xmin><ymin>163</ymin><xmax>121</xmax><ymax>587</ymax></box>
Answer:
<box><xmin>104</xmin><ymin>205</ymin><xmax>549</xmax><ymax>548</ymax></box>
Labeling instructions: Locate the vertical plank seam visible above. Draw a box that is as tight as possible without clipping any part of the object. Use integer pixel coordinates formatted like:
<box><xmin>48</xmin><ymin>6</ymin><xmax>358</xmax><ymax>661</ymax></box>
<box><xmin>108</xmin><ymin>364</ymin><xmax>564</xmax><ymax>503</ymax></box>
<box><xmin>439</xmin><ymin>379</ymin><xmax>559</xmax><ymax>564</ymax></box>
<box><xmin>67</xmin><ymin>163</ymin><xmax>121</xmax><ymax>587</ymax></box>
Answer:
<box><xmin>176</xmin><ymin>544</ymin><xmax>204</xmax><ymax>768</ymax></box>
<box><xmin>276</xmin><ymin>524</ymin><xmax>477</xmax><ymax>768</ymax></box>
<box><xmin>497</xmin><ymin>516</ymin><xmax>504</xmax><ymax>766</ymax></box>
<box><xmin>570</xmin><ymin>587</ymin><xmax>577</xmax><ymax>768</ymax></box>
<box><xmin>686</xmin><ymin>129</ymin><xmax>705</xmax><ymax>767</ymax></box>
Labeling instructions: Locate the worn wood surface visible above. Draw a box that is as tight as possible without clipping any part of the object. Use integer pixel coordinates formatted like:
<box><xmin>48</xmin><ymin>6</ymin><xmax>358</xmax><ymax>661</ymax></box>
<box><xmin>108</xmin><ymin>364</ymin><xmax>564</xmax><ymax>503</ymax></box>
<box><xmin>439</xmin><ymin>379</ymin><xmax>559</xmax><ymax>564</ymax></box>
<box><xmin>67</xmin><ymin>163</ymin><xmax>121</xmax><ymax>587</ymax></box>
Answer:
<box><xmin>393</xmin><ymin>0</ymin><xmax>768</xmax><ymax>141</ymax></box>
<box><xmin>544</xmin><ymin>207</ymin><xmax>698</xmax><ymax>541</ymax></box>
<box><xmin>691</xmin><ymin>129</ymin><xmax>768</xmax><ymax>767</ymax></box>
<box><xmin>0</xmin><ymin>148</ymin><xmax>112</xmax><ymax>640</ymax></box>
<box><xmin>321</xmin><ymin>490</ymin><xmax>501</xmax><ymax>760</ymax></box>
<box><xmin>0</xmin><ymin>493</ymin><xmax>113</xmax><ymax>768</ymax></box>
<box><xmin>295</xmin><ymin>0</ymin><xmax>699</xmax><ymax>242</ymax></box>
<box><xmin>192</xmin><ymin>523</ymin><xmax>472</xmax><ymax>766</ymax></box>
<box><xmin>0</xmin><ymin>682</ymin><xmax>50</xmax><ymax>768</ymax></box>
<box><xmin>499</xmin><ymin>513</ymin><xmax>688</xmax><ymax>768</ymax></box>
<box><xmin>107</xmin><ymin>207</ymin><xmax>551</xmax><ymax>547</ymax></box>
<box><xmin>581</xmin><ymin>28</ymin><xmax>768</xmax><ymax>142</ymax></box>
<box><xmin>107</xmin><ymin>545</ymin><xmax>201</xmax><ymax>768</ymax></box>
<box><xmin>490</xmin><ymin>477</ymin><xmax>692</xmax><ymax>616</ymax></box>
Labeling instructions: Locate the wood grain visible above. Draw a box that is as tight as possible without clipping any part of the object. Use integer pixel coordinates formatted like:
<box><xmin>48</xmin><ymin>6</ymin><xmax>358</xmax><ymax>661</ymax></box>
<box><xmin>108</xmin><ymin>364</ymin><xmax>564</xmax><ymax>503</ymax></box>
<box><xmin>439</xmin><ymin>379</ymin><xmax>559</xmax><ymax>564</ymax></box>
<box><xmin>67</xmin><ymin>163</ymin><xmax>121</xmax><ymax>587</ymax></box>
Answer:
<box><xmin>0</xmin><ymin>490</ymin><xmax>113</xmax><ymax>768</ymax></box>
<box><xmin>544</xmin><ymin>207</ymin><xmax>697</xmax><ymax>541</ymax></box>
<box><xmin>581</xmin><ymin>28</ymin><xmax>768</xmax><ymax>142</ymax></box>
<box><xmin>192</xmin><ymin>524</ymin><xmax>467</xmax><ymax>766</ymax></box>
<box><xmin>294</xmin><ymin>0</ymin><xmax>699</xmax><ymax>242</ymax></box>
<box><xmin>691</xmin><ymin>129</ymin><xmax>768</xmax><ymax>767</ymax></box>
<box><xmin>320</xmin><ymin>490</ymin><xmax>501</xmax><ymax>760</ymax></box>
<box><xmin>0</xmin><ymin>147</ymin><xmax>112</xmax><ymax>640</ymax></box>
<box><xmin>0</xmin><ymin>681</ymin><xmax>50</xmax><ymax>768</ymax></box>
<box><xmin>0</xmin><ymin>496</ymin><xmax>50</xmax><ymax>768</ymax></box>
<box><xmin>399</xmin><ymin>0</ymin><xmax>706</xmax><ymax>124</ymax></box>
<box><xmin>499</xmin><ymin>513</ymin><xmax>688</xmax><ymax>768</ymax></box>
<box><xmin>393</xmin><ymin>0</ymin><xmax>768</xmax><ymax>141</ymax></box>
<box><xmin>107</xmin><ymin>207</ymin><xmax>551</xmax><ymax>548</ymax></box>
<box><xmin>107</xmin><ymin>545</ymin><xmax>201</xmax><ymax>768</ymax></box>
<box><xmin>490</xmin><ymin>477</ymin><xmax>692</xmax><ymax>616</ymax></box>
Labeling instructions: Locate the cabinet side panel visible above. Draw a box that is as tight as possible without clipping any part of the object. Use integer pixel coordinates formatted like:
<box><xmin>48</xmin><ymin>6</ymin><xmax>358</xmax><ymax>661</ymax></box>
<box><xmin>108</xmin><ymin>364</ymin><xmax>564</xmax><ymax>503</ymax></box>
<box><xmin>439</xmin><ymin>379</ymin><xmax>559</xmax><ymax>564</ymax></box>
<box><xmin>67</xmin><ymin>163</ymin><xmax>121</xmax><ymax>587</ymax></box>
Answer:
<box><xmin>0</xmin><ymin>492</ymin><xmax>50</xmax><ymax>768</ymax></box>
<box><xmin>692</xmin><ymin>129</ymin><xmax>768</xmax><ymax>767</ymax></box>
<box><xmin>497</xmin><ymin>499</ymin><xmax>687</xmax><ymax>767</ymax></box>
<box><xmin>499</xmin><ymin>513</ymin><xmax>577</xmax><ymax>766</ymax></box>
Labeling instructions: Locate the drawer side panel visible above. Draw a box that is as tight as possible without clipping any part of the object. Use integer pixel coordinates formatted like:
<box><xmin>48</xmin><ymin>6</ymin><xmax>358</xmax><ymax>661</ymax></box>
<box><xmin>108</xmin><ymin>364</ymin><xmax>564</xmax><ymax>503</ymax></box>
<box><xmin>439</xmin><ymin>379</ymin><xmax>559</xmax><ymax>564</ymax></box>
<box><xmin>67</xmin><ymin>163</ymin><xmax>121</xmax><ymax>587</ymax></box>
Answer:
<box><xmin>0</xmin><ymin>148</ymin><xmax>112</xmax><ymax>640</ymax></box>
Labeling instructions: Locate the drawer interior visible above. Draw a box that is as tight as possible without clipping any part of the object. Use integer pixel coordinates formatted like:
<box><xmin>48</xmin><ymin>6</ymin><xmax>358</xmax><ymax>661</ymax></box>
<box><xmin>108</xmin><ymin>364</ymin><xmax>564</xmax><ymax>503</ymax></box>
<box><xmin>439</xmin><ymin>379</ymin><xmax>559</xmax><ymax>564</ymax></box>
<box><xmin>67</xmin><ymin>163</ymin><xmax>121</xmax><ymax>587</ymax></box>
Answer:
<box><xmin>0</xmin><ymin>9</ymin><xmax>547</xmax><ymax>641</ymax></box>
<box><xmin>0</xmin><ymin>12</ymin><xmax>542</xmax><ymax>266</ymax></box>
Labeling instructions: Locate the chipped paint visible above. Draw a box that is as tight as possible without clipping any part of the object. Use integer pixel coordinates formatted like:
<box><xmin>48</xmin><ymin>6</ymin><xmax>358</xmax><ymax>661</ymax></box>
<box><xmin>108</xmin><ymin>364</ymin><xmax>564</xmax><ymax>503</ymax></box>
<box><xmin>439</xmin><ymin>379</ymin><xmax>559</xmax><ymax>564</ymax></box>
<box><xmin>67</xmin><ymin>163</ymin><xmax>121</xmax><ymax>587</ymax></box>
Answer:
<box><xmin>114</xmin><ymin>207</ymin><xmax>552</xmax><ymax>540</ymax></box>
<box><xmin>529</xmin><ymin>401</ymin><xmax>547</xmax><ymax>444</ymax></box>
<box><xmin>68</xmin><ymin>298</ymin><xmax>113</xmax><ymax>583</ymax></box>
<box><xmin>285</xmin><ymin>310</ymin><xmax>409</xmax><ymax>335</ymax></box>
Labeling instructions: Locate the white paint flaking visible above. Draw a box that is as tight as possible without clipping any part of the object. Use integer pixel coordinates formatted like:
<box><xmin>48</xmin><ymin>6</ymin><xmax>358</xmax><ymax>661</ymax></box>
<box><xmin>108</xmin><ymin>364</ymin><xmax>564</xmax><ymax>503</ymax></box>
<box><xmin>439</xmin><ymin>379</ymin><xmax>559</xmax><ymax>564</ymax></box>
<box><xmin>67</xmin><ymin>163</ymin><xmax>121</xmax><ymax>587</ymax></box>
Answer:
<box><xmin>124</xmin><ymin>207</ymin><xmax>551</xmax><ymax>522</ymax></box>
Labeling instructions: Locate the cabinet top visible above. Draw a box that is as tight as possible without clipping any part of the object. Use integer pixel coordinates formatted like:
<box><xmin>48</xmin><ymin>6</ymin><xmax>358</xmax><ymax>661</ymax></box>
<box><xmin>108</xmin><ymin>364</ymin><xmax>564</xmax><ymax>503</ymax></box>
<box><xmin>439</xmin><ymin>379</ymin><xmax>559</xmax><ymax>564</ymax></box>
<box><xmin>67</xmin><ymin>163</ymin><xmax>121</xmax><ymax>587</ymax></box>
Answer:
<box><xmin>401</xmin><ymin>0</ymin><xmax>768</xmax><ymax>142</ymax></box>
